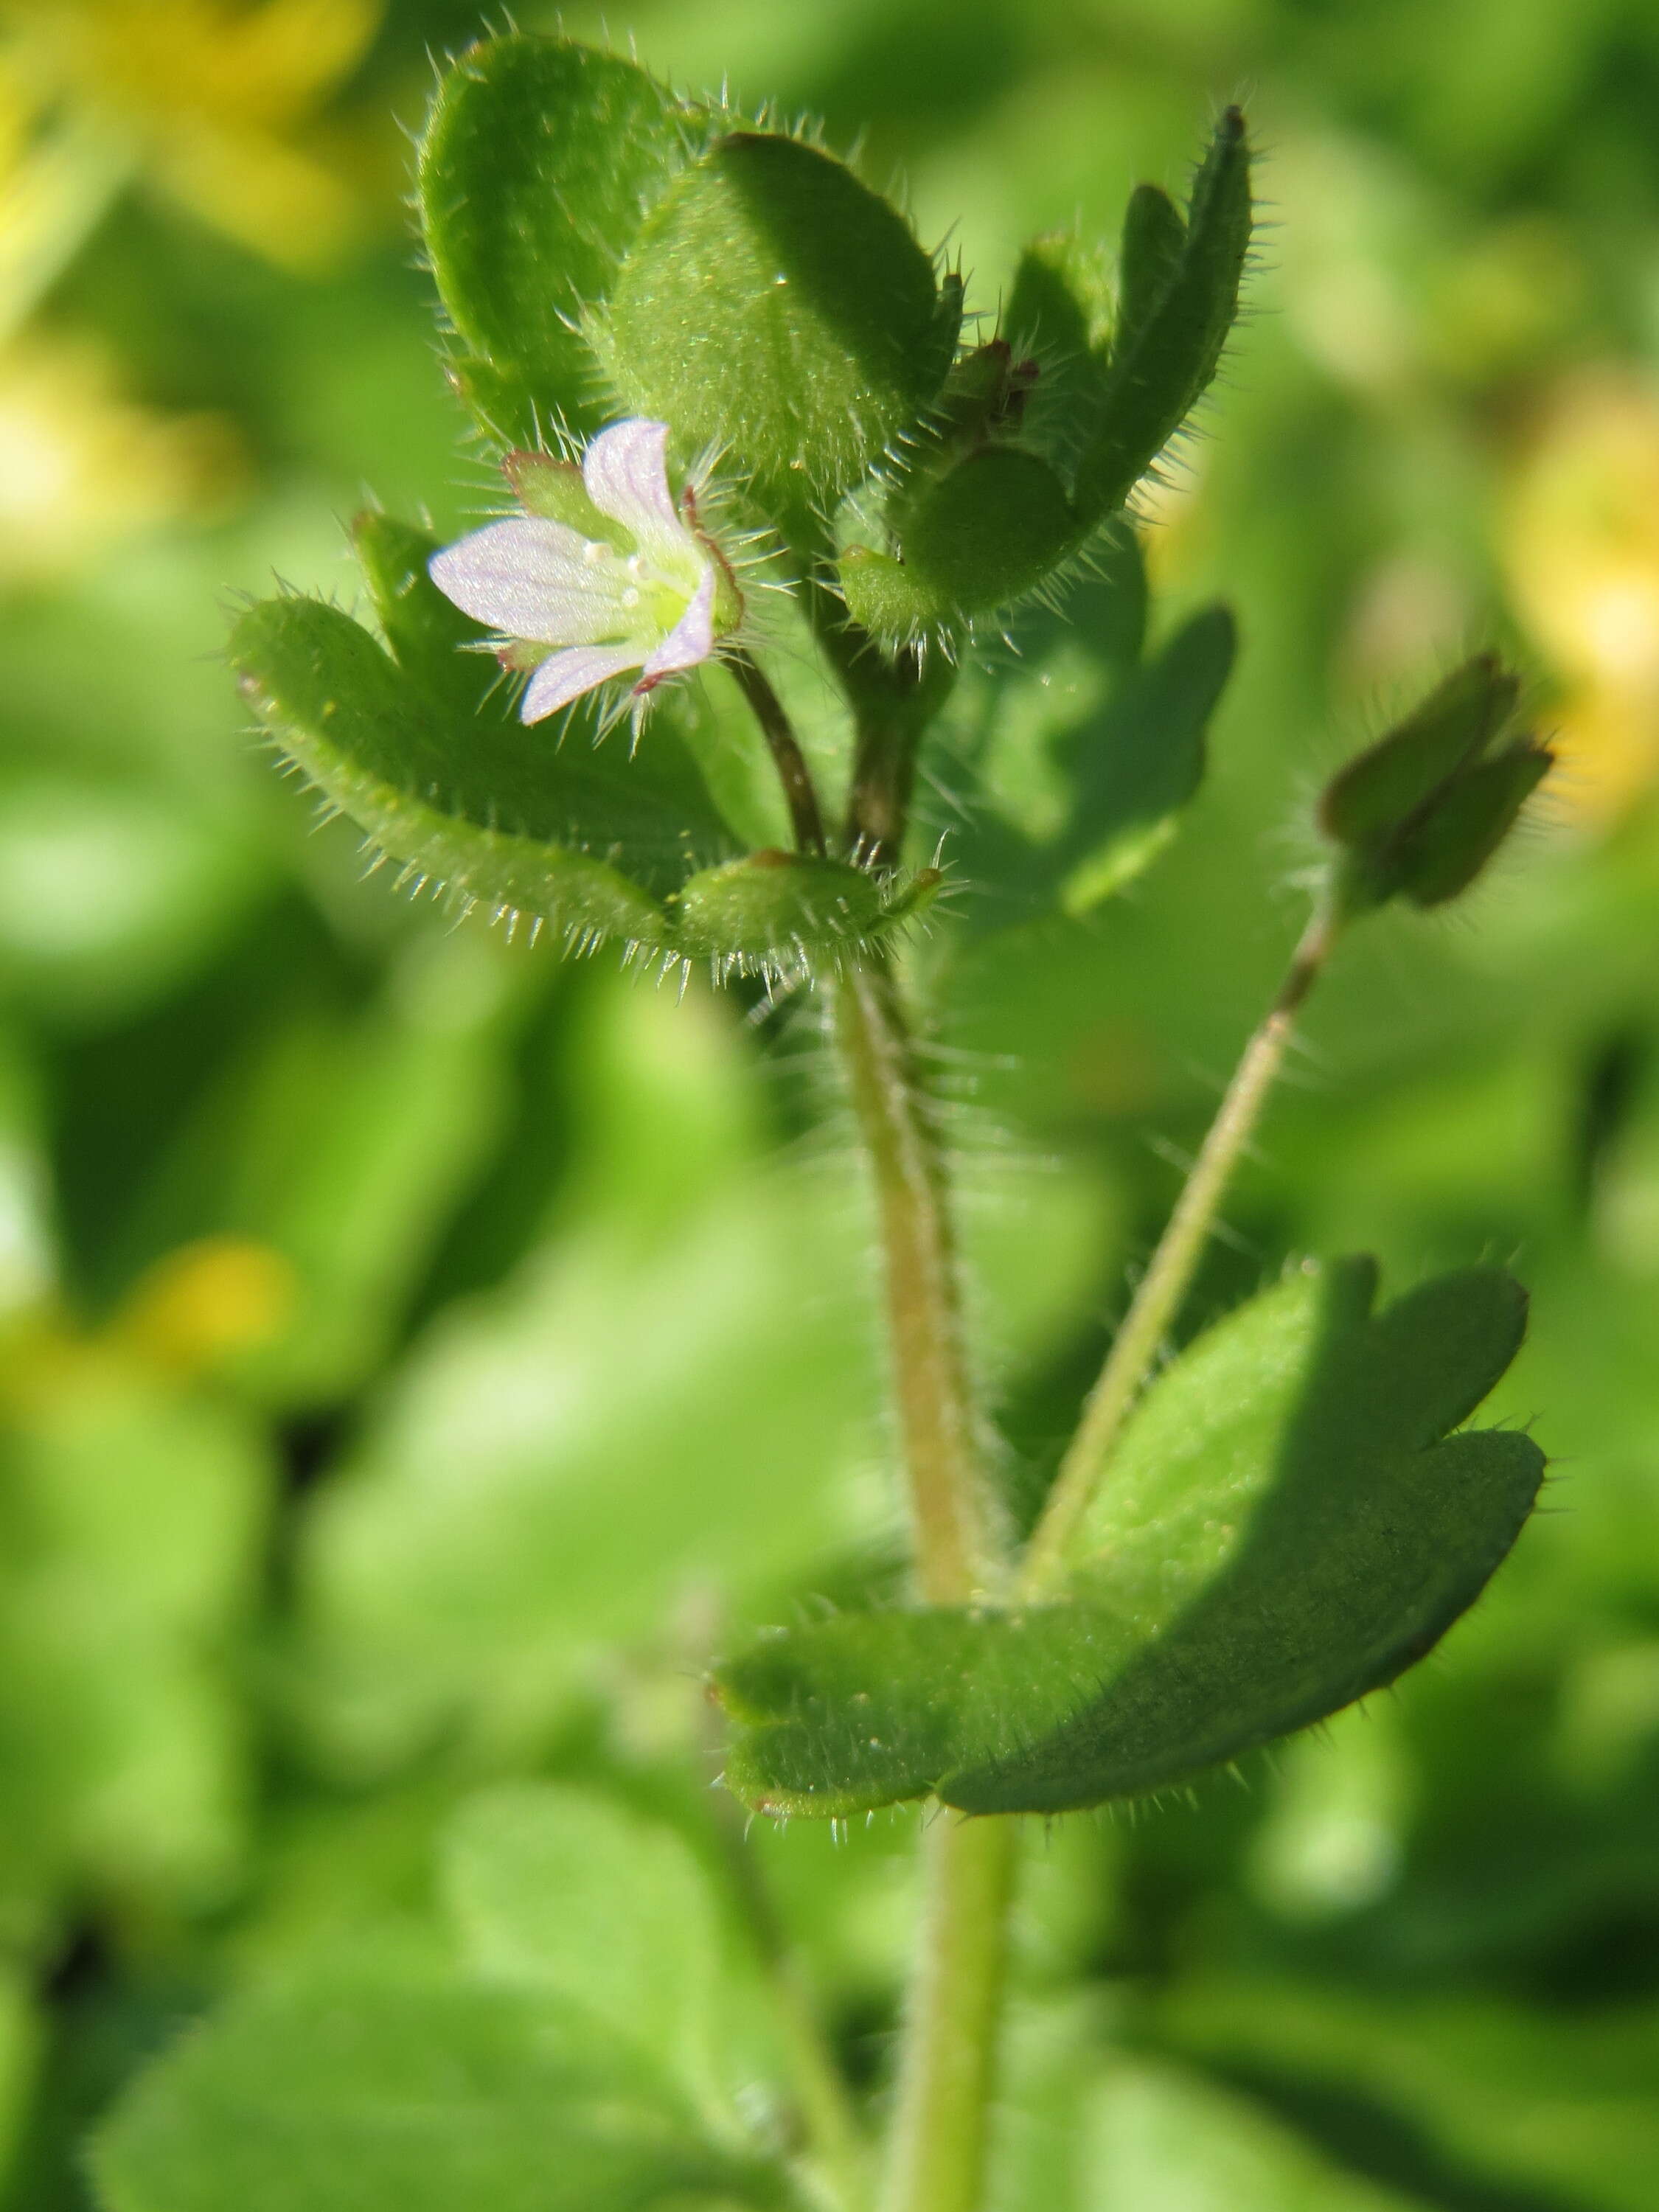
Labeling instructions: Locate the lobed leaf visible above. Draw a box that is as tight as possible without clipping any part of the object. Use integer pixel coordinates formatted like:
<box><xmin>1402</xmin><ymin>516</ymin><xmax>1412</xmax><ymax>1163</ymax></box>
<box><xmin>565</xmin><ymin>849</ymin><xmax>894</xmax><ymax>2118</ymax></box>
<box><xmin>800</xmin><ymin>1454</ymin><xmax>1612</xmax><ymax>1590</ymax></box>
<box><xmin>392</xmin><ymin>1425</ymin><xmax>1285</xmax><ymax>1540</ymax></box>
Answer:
<box><xmin>717</xmin><ymin>1258</ymin><xmax>1544</xmax><ymax>1816</ymax></box>
<box><xmin>420</xmin><ymin>36</ymin><xmax>698</xmax><ymax>446</ymax></box>
<box><xmin>1073</xmin><ymin>108</ymin><xmax>1253</xmax><ymax>526</ymax></box>
<box><xmin>234</xmin><ymin>543</ymin><xmax>928</xmax><ymax>970</ymax></box>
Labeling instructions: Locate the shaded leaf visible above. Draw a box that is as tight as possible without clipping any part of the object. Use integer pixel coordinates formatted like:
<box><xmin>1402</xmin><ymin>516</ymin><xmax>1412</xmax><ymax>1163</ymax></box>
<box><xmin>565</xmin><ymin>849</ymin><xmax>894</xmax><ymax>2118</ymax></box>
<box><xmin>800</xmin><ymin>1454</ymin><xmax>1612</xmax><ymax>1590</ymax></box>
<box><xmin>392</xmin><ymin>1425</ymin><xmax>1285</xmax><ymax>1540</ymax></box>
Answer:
<box><xmin>717</xmin><ymin>1259</ymin><xmax>1544</xmax><ymax>1815</ymax></box>
<box><xmin>1158</xmin><ymin>1976</ymin><xmax>1659</xmax><ymax>2212</ymax></box>
<box><xmin>932</xmin><ymin>559</ymin><xmax>1228</xmax><ymax>924</ymax></box>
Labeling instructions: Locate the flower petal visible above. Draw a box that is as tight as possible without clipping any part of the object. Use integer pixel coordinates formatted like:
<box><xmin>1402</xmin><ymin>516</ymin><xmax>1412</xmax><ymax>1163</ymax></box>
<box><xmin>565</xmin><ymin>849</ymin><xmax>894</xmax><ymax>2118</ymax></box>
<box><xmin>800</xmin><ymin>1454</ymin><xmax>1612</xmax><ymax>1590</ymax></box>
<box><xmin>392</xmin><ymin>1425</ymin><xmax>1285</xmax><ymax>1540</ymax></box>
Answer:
<box><xmin>521</xmin><ymin>642</ymin><xmax>646</xmax><ymax>723</ymax></box>
<box><xmin>582</xmin><ymin>418</ymin><xmax>696</xmax><ymax>568</ymax></box>
<box><xmin>429</xmin><ymin>518</ymin><xmax>636</xmax><ymax>645</ymax></box>
<box><xmin>635</xmin><ymin>566</ymin><xmax>717</xmax><ymax>692</ymax></box>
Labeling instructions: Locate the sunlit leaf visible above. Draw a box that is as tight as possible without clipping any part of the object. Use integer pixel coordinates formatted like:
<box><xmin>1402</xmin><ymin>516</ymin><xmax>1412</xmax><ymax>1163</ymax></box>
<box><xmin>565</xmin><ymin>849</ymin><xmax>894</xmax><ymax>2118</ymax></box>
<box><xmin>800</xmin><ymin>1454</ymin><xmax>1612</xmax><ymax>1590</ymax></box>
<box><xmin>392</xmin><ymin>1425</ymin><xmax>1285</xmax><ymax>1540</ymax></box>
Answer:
<box><xmin>420</xmin><ymin>36</ymin><xmax>698</xmax><ymax>445</ymax></box>
<box><xmin>594</xmin><ymin>131</ymin><xmax>956</xmax><ymax>514</ymax></box>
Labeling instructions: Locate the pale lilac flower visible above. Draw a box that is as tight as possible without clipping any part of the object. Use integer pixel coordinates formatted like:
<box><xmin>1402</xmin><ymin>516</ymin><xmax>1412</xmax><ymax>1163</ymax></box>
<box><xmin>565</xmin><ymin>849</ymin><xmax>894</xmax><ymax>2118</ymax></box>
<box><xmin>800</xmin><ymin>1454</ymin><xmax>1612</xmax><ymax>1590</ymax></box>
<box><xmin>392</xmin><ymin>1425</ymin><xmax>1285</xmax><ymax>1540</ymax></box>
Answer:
<box><xmin>428</xmin><ymin>418</ymin><xmax>738</xmax><ymax>725</ymax></box>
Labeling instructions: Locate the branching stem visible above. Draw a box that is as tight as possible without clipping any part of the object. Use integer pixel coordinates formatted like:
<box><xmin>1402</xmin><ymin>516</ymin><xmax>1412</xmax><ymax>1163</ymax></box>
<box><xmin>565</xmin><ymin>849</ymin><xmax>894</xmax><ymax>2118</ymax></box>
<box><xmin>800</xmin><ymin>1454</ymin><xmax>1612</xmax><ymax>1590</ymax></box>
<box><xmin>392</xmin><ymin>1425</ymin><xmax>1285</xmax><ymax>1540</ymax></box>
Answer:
<box><xmin>1021</xmin><ymin>889</ymin><xmax>1341</xmax><ymax>1592</ymax></box>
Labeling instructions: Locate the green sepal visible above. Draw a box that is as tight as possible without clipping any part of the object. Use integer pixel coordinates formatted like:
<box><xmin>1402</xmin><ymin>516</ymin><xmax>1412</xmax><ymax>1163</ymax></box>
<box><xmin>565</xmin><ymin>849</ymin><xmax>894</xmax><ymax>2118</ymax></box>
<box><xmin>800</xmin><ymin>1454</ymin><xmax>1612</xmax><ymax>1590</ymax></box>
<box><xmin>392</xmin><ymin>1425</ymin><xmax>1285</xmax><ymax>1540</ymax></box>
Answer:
<box><xmin>350</xmin><ymin>509</ymin><xmax>489</xmax><ymax>716</ymax></box>
<box><xmin>420</xmin><ymin>35</ymin><xmax>697</xmax><ymax>445</ymax></box>
<box><xmin>592</xmin><ymin>131</ymin><xmax>957</xmax><ymax>517</ymax></box>
<box><xmin>1072</xmin><ymin>108</ymin><xmax>1253</xmax><ymax>525</ymax></box>
<box><xmin>1115</xmin><ymin>183</ymin><xmax>1190</xmax><ymax>355</ymax></box>
<box><xmin>839</xmin><ymin>447</ymin><xmax>1079</xmax><ymax>645</ymax></box>
<box><xmin>1320</xmin><ymin>653</ymin><xmax>1552</xmax><ymax>912</ymax></box>
<box><xmin>717</xmin><ymin>1257</ymin><xmax>1543</xmax><ymax>1816</ymax></box>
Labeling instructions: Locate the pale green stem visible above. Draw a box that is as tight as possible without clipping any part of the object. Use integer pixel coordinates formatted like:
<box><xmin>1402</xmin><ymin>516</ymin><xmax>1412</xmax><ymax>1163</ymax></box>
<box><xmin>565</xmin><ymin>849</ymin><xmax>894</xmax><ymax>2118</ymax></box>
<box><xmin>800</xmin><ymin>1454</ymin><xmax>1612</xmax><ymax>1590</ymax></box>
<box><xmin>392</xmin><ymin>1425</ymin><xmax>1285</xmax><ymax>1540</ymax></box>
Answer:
<box><xmin>743</xmin><ymin>673</ymin><xmax>1016</xmax><ymax>2211</ymax></box>
<box><xmin>880</xmin><ymin>1816</ymin><xmax>1018</xmax><ymax>2212</ymax></box>
<box><xmin>831</xmin><ymin>954</ymin><xmax>1016</xmax><ymax>2212</ymax></box>
<box><xmin>832</xmin><ymin>956</ymin><xmax>1000</xmax><ymax>1604</ymax></box>
<box><xmin>1020</xmin><ymin>892</ymin><xmax>1340</xmax><ymax>1593</ymax></box>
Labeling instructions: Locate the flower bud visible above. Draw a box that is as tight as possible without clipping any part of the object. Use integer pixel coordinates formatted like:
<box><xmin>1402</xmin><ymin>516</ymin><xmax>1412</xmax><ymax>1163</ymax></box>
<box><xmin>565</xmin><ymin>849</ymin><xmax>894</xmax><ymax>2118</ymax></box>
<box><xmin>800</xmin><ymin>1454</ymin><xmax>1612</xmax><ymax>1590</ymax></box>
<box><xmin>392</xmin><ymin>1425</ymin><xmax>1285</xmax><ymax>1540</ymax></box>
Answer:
<box><xmin>1319</xmin><ymin>653</ymin><xmax>1553</xmax><ymax>913</ymax></box>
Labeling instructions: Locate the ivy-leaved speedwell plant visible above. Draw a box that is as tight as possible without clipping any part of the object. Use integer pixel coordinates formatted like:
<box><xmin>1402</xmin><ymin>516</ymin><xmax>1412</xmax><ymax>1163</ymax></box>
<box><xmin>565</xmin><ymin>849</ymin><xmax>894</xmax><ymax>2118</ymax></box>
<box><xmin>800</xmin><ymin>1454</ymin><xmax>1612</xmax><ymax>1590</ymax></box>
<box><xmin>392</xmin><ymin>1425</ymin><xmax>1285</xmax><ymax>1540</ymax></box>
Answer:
<box><xmin>95</xmin><ymin>32</ymin><xmax>1553</xmax><ymax>2212</ymax></box>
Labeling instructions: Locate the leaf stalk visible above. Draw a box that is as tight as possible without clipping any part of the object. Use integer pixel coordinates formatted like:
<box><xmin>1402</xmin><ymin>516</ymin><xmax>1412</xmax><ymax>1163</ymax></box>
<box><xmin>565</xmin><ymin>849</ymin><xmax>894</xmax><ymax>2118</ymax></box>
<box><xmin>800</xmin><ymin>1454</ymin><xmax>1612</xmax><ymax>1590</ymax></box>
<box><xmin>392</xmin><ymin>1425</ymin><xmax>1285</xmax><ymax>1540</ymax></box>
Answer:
<box><xmin>1021</xmin><ymin>885</ymin><xmax>1340</xmax><ymax>1592</ymax></box>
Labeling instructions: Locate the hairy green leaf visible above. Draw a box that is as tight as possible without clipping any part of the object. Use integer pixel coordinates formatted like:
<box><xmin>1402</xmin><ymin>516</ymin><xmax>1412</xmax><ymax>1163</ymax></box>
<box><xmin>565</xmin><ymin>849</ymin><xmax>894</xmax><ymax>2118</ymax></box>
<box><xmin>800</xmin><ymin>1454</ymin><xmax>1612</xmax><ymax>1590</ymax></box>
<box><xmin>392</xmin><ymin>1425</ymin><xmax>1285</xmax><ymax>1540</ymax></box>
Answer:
<box><xmin>594</xmin><ymin>132</ymin><xmax>956</xmax><ymax>512</ymax></box>
<box><xmin>420</xmin><ymin>36</ymin><xmax>697</xmax><ymax>445</ymax></box>
<box><xmin>91</xmin><ymin>1969</ymin><xmax>793</xmax><ymax>2212</ymax></box>
<box><xmin>1073</xmin><ymin>108</ymin><xmax>1253</xmax><ymax>525</ymax></box>
<box><xmin>237</xmin><ymin>537</ymin><xmax>926</xmax><ymax>969</ymax></box>
<box><xmin>717</xmin><ymin>1259</ymin><xmax>1544</xmax><ymax>1815</ymax></box>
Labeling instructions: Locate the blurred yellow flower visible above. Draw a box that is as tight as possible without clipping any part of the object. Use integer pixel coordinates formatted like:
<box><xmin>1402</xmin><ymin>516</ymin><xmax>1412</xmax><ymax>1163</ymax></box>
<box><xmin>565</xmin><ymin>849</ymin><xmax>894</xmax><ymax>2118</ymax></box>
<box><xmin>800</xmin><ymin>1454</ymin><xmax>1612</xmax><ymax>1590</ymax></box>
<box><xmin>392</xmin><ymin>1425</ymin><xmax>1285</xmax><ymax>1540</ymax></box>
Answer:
<box><xmin>1501</xmin><ymin>372</ymin><xmax>1659</xmax><ymax>825</ymax></box>
<box><xmin>0</xmin><ymin>329</ymin><xmax>240</xmax><ymax>584</ymax></box>
<box><xmin>0</xmin><ymin>0</ymin><xmax>383</xmax><ymax>274</ymax></box>
<box><xmin>113</xmin><ymin>1235</ymin><xmax>298</xmax><ymax>1377</ymax></box>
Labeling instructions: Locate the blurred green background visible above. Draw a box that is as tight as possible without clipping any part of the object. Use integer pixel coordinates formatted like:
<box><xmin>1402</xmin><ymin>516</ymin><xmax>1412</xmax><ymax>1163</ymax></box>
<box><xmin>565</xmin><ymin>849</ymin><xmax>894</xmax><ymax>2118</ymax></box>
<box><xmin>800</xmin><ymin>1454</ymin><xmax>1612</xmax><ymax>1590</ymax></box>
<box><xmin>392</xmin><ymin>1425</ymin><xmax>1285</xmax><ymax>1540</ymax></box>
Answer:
<box><xmin>2</xmin><ymin>1</ymin><xmax>1659</xmax><ymax>2205</ymax></box>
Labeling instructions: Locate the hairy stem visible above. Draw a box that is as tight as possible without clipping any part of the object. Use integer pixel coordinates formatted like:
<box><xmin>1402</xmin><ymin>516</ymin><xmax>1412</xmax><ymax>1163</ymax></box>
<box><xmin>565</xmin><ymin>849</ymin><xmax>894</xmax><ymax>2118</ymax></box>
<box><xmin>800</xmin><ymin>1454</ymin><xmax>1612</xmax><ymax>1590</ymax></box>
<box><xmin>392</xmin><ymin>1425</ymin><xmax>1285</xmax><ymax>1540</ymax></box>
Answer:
<box><xmin>832</xmin><ymin>956</ymin><xmax>1014</xmax><ymax>2212</ymax></box>
<box><xmin>728</xmin><ymin>651</ymin><xmax>828</xmax><ymax>855</ymax></box>
<box><xmin>1021</xmin><ymin>892</ymin><xmax>1340</xmax><ymax>1591</ymax></box>
<box><xmin>832</xmin><ymin>956</ymin><xmax>998</xmax><ymax>1601</ymax></box>
<box><xmin>881</xmin><ymin>1817</ymin><xmax>1018</xmax><ymax>2212</ymax></box>
<box><xmin>737</xmin><ymin>659</ymin><xmax>1015</xmax><ymax>2212</ymax></box>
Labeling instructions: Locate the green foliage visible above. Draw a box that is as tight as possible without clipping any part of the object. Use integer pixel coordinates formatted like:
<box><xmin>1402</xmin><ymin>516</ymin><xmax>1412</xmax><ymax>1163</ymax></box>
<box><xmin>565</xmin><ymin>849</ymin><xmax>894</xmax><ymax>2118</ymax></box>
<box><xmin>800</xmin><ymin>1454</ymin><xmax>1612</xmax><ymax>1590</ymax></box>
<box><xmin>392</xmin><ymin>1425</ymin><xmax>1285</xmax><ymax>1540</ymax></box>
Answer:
<box><xmin>1073</xmin><ymin>108</ymin><xmax>1254</xmax><ymax>524</ymax></box>
<box><xmin>91</xmin><ymin>1969</ymin><xmax>794</xmax><ymax>2212</ymax></box>
<box><xmin>1081</xmin><ymin>2054</ymin><xmax>1424</xmax><ymax>2211</ymax></box>
<box><xmin>230</xmin><ymin>537</ymin><xmax>922</xmax><ymax>972</ymax></box>
<box><xmin>289</xmin><ymin>973</ymin><xmax>1111</xmax><ymax>1770</ymax></box>
<box><xmin>441</xmin><ymin>1785</ymin><xmax>728</xmax><ymax>2097</ymax></box>
<box><xmin>717</xmin><ymin>1259</ymin><xmax>1543</xmax><ymax>1815</ymax></box>
<box><xmin>929</xmin><ymin>543</ymin><xmax>1230</xmax><ymax>920</ymax></box>
<box><xmin>593</xmin><ymin>131</ymin><xmax>956</xmax><ymax>517</ymax></box>
<box><xmin>838</xmin><ymin>448</ymin><xmax>1078</xmax><ymax>642</ymax></box>
<box><xmin>1321</xmin><ymin>653</ymin><xmax>1554</xmax><ymax>912</ymax></box>
<box><xmin>1158</xmin><ymin>1977</ymin><xmax>1659</xmax><ymax>2212</ymax></box>
<box><xmin>0</xmin><ymin>1375</ymin><xmax>271</xmax><ymax>1938</ymax></box>
<box><xmin>837</xmin><ymin>107</ymin><xmax>1252</xmax><ymax>646</ymax></box>
<box><xmin>9</xmin><ymin>6</ymin><xmax>1646</xmax><ymax>2207</ymax></box>
<box><xmin>420</xmin><ymin>37</ymin><xmax>697</xmax><ymax>446</ymax></box>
